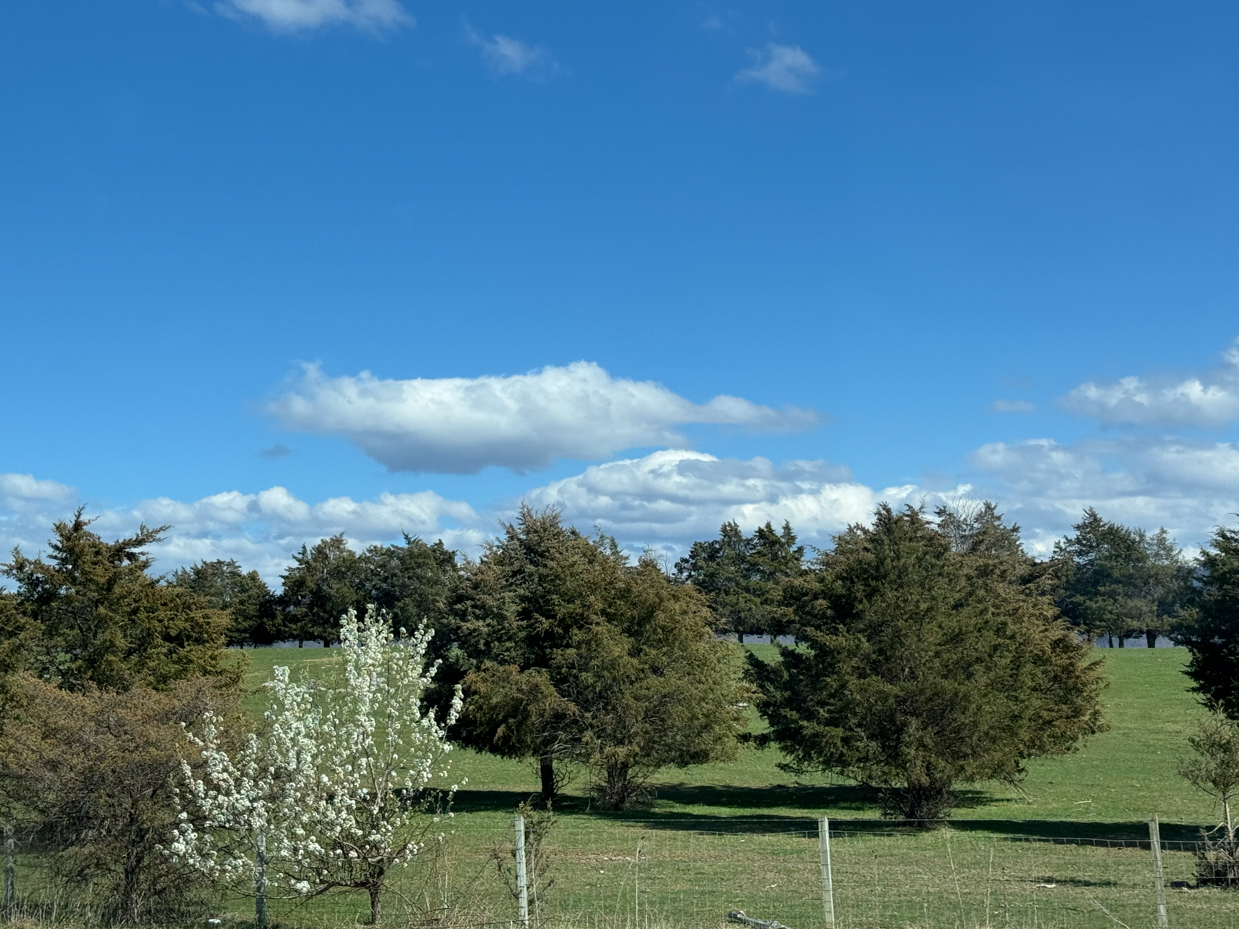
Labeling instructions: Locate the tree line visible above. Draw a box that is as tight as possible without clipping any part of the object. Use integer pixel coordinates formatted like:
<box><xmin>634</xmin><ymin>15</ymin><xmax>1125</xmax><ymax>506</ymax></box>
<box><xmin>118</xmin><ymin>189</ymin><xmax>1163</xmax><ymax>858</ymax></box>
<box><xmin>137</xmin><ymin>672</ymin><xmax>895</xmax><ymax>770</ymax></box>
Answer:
<box><xmin>4</xmin><ymin>501</ymin><xmax>1239</xmax><ymax>917</ymax></box>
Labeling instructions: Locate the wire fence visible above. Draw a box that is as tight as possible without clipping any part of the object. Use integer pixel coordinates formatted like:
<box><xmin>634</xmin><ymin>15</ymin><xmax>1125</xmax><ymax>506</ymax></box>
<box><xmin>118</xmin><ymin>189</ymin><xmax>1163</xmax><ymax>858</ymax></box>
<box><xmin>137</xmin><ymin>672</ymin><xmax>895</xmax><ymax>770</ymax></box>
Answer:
<box><xmin>5</xmin><ymin>814</ymin><xmax>1239</xmax><ymax>929</ymax></box>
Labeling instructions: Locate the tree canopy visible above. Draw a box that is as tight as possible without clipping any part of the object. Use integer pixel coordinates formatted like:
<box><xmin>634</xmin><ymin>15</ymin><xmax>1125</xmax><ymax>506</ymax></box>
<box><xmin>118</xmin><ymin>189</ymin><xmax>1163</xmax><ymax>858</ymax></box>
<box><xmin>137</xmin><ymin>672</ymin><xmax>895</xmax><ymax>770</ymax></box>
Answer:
<box><xmin>1183</xmin><ymin>524</ymin><xmax>1239</xmax><ymax>717</ymax></box>
<box><xmin>451</xmin><ymin>507</ymin><xmax>748</xmax><ymax>808</ymax></box>
<box><xmin>749</xmin><ymin>504</ymin><xmax>1107</xmax><ymax>822</ymax></box>
<box><xmin>1</xmin><ymin>511</ymin><xmax>233</xmax><ymax>692</ymax></box>
<box><xmin>1054</xmin><ymin>508</ymin><xmax>1192</xmax><ymax>648</ymax></box>
<box><xmin>675</xmin><ymin>520</ymin><xmax>803</xmax><ymax>641</ymax></box>
<box><xmin>170</xmin><ymin>559</ymin><xmax>279</xmax><ymax>647</ymax></box>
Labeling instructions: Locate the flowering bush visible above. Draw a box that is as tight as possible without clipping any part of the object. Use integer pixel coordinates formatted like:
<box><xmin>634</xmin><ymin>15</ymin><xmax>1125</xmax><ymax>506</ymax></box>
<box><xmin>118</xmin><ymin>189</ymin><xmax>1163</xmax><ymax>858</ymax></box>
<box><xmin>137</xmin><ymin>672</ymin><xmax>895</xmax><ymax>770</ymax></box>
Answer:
<box><xmin>170</xmin><ymin>607</ymin><xmax>462</xmax><ymax>924</ymax></box>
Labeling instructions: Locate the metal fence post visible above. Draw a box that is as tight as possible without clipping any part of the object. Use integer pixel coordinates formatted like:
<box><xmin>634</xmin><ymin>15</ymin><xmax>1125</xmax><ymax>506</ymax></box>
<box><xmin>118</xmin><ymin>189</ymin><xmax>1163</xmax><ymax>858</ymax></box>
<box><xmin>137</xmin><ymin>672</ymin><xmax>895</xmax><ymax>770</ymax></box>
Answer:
<box><xmin>515</xmin><ymin>814</ymin><xmax>529</xmax><ymax>927</ymax></box>
<box><xmin>819</xmin><ymin>816</ymin><xmax>835</xmax><ymax>925</ymax></box>
<box><xmin>1149</xmin><ymin>815</ymin><xmax>1169</xmax><ymax>929</ymax></box>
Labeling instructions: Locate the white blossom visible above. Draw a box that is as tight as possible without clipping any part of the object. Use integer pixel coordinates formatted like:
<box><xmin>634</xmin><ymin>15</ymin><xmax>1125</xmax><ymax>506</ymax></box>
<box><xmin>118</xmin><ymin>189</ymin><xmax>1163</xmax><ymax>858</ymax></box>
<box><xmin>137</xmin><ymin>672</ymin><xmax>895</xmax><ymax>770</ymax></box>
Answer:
<box><xmin>169</xmin><ymin>607</ymin><xmax>462</xmax><ymax>918</ymax></box>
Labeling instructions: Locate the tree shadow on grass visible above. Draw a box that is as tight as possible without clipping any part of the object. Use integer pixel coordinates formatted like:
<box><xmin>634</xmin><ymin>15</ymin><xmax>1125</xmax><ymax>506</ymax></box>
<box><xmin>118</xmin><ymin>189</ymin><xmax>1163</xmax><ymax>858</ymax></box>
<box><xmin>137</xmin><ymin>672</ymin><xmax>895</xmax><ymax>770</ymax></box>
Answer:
<box><xmin>445</xmin><ymin>786</ymin><xmax>1207</xmax><ymax>847</ymax></box>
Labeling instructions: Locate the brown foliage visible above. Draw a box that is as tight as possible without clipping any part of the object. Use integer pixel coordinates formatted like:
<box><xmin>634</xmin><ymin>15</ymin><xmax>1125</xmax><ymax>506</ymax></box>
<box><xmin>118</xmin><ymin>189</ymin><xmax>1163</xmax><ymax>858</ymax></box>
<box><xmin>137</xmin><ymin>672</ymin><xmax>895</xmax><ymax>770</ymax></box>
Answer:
<box><xmin>0</xmin><ymin>675</ymin><xmax>240</xmax><ymax>922</ymax></box>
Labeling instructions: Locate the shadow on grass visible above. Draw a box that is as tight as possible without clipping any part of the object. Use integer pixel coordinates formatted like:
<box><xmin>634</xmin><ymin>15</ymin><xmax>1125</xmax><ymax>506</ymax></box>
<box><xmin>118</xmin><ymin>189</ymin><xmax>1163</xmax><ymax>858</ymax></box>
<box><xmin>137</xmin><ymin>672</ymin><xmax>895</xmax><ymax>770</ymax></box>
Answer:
<box><xmin>446</xmin><ymin>786</ymin><xmax>1208</xmax><ymax>847</ymax></box>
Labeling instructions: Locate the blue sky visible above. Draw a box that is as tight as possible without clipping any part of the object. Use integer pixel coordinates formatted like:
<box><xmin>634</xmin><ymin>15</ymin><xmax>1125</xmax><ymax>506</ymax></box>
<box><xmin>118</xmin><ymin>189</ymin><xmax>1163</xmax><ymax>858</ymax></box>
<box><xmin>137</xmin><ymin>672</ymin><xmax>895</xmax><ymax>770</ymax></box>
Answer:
<box><xmin>3</xmin><ymin>1</ymin><xmax>1239</xmax><ymax>580</ymax></box>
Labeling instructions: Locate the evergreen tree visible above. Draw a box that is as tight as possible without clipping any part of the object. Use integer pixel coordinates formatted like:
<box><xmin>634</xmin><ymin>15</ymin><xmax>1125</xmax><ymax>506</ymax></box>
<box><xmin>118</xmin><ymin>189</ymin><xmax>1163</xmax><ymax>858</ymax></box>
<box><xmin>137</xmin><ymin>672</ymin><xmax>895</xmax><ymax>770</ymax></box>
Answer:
<box><xmin>1054</xmin><ymin>509</ymin><xmax>1190</xmax><ymax>647</ymax></box>
<box><xmin>1</xmin><ymin>511</ymin><xmax>233</xmax><ymax>692</ymax></box>
<box><xmin>277</xmin><ymin>535</ymin><xmax>367</xmax><ymax>646</ymax></box>
<box><xmin>451</xmin><ymin>507</ymin><xmax>747</xmax><ymax>808</ymax></box>
<box><xmin>675</xmin><ymin>520</ymin><xmax>803</xmax><ymax>641</ymax></box>
<box><xmin>170</xmin><ymin>559</ymin><xmax>280</xmax><ymax>647</ymax></box>
<box><xmin>360</xmin><ymin>535</ymin><xmax>459</xmax><ymax>641</ymax></box>
<box><xmin>749</xmin><ymin>504</ymin><xmax>1106</xmax><ymax>822</ymax></box>
<box><xmin>1183</xmin><ymin>524</ymin><xmax>1239</xmax><ymax>717</ymax></box>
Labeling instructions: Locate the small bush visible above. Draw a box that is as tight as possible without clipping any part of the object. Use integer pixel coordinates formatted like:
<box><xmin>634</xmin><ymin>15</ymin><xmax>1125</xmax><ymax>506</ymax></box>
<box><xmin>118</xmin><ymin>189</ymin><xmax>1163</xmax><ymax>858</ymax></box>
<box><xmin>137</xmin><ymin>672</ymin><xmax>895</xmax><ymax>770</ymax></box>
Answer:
<box><xmin>0</xmin><ymin>675</ymin><xmax>238</xmax><ymax>922</ymax></box>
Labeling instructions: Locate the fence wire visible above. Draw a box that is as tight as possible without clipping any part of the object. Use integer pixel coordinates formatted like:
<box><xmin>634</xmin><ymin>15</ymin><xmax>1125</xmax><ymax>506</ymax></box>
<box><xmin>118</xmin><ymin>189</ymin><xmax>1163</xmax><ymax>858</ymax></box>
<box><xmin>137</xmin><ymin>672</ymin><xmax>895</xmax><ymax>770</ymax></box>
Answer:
<box><xmin>4</xmin><ymin>815</ymin><xmax>1238</xmax><ymax>929</ymax></box>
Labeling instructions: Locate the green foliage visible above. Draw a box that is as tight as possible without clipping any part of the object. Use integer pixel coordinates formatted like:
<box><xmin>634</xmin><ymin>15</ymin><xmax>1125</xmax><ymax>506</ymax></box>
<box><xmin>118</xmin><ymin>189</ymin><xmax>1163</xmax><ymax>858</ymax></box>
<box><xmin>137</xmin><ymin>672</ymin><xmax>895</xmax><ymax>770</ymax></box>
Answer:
<box><xmin>1054</xmin><ymin>508</ymin><xmax>1192</xmax><ymax>647</ymax></box>
<box><xmin>749</xmin><ymin>504</ymin><xmax>1107</xmax><ymax>822</ymax></box>
<box><xmin>1183</xmin><ymin>525</ymin><xmax>1239</xmax><ymax>718</ymax></box>
<box><xmin>675</xmin><ymin>520</ymin><xmax>803</xmax><ymax>640</ymax></box>
<box><xmin>1</xmin><ymin>511</ymin><xmax>233</xmax><ymax>692</ymax></box>
<box><xmin>1181</xmin><ymin>712</ymin><xmax>1239</xmax><ymax>886</ymax></box>
<box><xmin>276</xmin><ymin>534</ymin><xmax>459</xmax><ymax>647</ymax></box>
<box><xmin>170</xmin><ymin>559</ymin><xmax>279</xmax><ymax>647</ymax></box>
<box><xmin>361</xmin><ymin>534</ymin><xmax>459</xmax><ymax>644</ymax></box>
<box><xmin>453</xmin><ymin>508</ymin><xmax>748</xmax><ymax>809</ymax></box>
<box><xmin>278</xmin><ymin>535</ymin><xmax>366</xmax><ymax>646</ymax></box>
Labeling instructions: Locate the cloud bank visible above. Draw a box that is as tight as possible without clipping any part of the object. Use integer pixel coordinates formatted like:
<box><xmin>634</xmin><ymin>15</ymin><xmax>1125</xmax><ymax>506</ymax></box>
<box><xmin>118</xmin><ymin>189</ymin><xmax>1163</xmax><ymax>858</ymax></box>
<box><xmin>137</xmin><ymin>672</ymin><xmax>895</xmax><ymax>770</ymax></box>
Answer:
<box><xmin>970</xmin><ymin>436</ymin><xmax>1239</xmax><ymax>554</ymax></box>
<box><xmin>0</xmin><ymin>475</ymin><xmax>480</xmax><ymax>586</ymax></box>
<box><xmin>1061</xmin><ymin>338</ymin><xmax>1239</xmax><ymax>427</ymax></box>
<box><xmin>269</xmin><ymin>361</ymin><xmax>820</xmax><ymax>474</ymax></box>
<box><xmin>523</xmin><ymin>449</ymin><xmax>929</xmax><ymax>545</ymax></box>
<box><xmin>215</xmin><ymin>0</ymin><xmax>412</xmax><ymax>34</ymax></box>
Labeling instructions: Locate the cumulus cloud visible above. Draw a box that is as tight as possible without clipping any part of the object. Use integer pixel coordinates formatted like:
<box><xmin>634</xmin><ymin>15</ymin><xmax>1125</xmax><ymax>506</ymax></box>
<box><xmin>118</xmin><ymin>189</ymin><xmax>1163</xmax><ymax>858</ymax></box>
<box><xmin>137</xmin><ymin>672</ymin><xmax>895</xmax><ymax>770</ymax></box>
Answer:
<box><xmin>268</xmin><ymin>361</ymin><xmax>819</xmax><ymax>474</ymax></box>
<box><xmin>735</xmin><ymin>43</ymin><xmax>820</xmax><ymax>95</ymax></box>
<box><xmin>990</xmin><ymin>399</ymin><xmax>1036</xmax><ymax>414</ymax></box>
<box><xmin>465</xmin><ymin>22</ymin><xmax>553</xmax><ymax>77</ymax></box>
<box><xmin>522</xmin><ymin>449</ymin><xmax>938</xmax><ymax>548</ymax></box>
<box><xmin>970</xmin><ymin>436</ymin><xmax>1239</xmax><ymax>554</ymax></box>
<box><xmin>1060</xmin><ymin>338</ymin><xmax>1239</xmax><ymax>427</ymax></box>
<box><xmin>215</xmin><ymin>0</ymin><xmax>412</xmax><ymax>34</ymax></box>
<box><xmin>0</xmin><ymin>473</ymin><xmax>76</xmax><ymax>507</ymax></box>
<box><xmin>0</xmin><ymin>475</ymin><xmax>481</xmax><ymax>586</ymax></box>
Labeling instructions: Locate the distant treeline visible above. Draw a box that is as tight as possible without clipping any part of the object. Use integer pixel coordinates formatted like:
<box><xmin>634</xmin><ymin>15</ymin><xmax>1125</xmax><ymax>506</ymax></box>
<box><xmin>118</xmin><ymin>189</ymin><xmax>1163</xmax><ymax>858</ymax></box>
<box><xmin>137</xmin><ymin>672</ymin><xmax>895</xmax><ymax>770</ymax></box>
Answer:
<box><xmin>166</xmin><ymin>503</ymin><xmax>1194</xmax><ymax>652</ymax></box>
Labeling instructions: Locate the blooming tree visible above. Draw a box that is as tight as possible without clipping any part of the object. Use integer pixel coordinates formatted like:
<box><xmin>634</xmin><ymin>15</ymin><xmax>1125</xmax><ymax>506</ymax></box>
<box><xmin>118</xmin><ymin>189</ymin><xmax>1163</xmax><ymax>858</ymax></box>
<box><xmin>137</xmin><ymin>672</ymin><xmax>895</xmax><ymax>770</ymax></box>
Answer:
<box><xmin>169</xmin><ymin>607</ymin><xmax>462</xmax><ymax>924</ymax></box>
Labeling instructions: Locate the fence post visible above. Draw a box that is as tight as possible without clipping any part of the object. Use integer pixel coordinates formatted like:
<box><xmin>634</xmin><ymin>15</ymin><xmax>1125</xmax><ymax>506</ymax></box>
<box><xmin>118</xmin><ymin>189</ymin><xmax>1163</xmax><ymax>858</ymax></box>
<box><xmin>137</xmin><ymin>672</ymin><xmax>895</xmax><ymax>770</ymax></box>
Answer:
<box><xmin>1149</xmin><ymin>815</ymin><xmax>1169</xmax><ymax>929</ymax></box>
<box><xmin>819</xmin><ymin>816</ymin><xmax>835</xmax><ymax>925</ymax></box>
<box><xmin>515</xmin><ymin>814</ymin><xmax>529</xmax><ymax>927</ymax></box>
<box><xmin>2</xmin><ymin>821</ymin><xmax>14</xmax><ymax>918</ymax></box>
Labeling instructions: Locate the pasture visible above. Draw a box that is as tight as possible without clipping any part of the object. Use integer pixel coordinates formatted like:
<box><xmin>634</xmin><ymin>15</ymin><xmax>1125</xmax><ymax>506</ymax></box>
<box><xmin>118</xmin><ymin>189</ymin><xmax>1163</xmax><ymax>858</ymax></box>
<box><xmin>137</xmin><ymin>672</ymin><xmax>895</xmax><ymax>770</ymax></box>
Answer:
<box><xmin>195</xmin><ymin>645</ymin><xmax>1237</xmax><ymax>929</ymax></box>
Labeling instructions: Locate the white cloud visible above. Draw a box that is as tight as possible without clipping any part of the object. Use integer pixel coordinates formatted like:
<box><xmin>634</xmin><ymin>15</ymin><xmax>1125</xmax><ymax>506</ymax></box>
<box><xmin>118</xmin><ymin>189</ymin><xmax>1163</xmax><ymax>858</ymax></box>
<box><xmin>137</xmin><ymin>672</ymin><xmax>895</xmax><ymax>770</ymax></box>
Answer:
<box><xmin>735</xmin><ymin>43</ymin><xmax>820</xmax><ymax>95</ymax></box>
<box><xmin>0</xmin><ymin>473</ymin><xmax>76</xmax><ymax>507</ymax></box>
<box><xmin>1060</xmin><ymin>338</ymin><xmax>1239</xmax><ymax>427</ymax></box>
<box><xmin>970</xmin><ymin>437</ymin><xmax>1239</xmax><ymax>554</ymax></box>
<box><xmin>268</xmin><ymin>361</ymin><xmax>819</xmax><ymax>474</ymax></box>
<box><xmin>215</xmin><ymin>0</ymin><xmax>412</xmax><ymax>34</ymax></box>
<box><xmin>990</xmin><ymin>399</ymin><xmax>1037</xmax><ymax>414</ymax></box>
<box><xmin>522</xmin><ymin>449</ymin><xmax>938</xmax><ymax>549</ymax></box>
<box><xmin>0</xmin><ymin>477</ymin><xmax>482</xmax><ymax>587</ymax></box>
<box><xmin>465</xmin><ymin>23</ymin><xmax>553</xmax><ymax>77</ymax></box>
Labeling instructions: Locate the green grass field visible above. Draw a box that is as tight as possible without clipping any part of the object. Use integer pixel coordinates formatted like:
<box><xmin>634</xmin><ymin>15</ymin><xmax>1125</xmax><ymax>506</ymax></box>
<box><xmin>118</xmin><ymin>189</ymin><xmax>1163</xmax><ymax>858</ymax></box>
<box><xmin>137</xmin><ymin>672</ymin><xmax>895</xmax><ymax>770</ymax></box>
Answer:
<box><xmin>237</xmin><ymin>643</ymin><xmax>1217</xmax><ymax>828</ymax></box>
<box><xmin>172</xmin><ymin>644</ymin><xmax>1233</xmax><ymax>929</ymax></box>
<box><xmin>14</xmin><ymin>645</ymin><xmax>1223</xmax><ymax>929</ymax></box>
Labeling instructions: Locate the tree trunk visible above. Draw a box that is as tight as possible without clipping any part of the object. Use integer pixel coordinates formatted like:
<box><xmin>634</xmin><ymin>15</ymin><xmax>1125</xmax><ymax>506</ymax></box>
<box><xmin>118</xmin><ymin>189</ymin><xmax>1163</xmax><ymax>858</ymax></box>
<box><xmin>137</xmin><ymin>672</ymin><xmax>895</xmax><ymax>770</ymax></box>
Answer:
<box><xmin>737</xmin><ymin>632</ymin><xmax>745</xmax><ymax>644</ymax></box>
<box><xmin>368</xmin><ymin>884</ymin><xmax>383</xmax><ymax>924</ymax></box>
<box><xmin>1107</xmin><ymin>633</ymin><xmax>1114</xmax><ymax>648</ymax></box>
<box><xmin>1146</xmin><ymin>630</ymin><xmax>1158</xmax><ymax>649</ymax></box>
<box><xmin>1118</xmin><ymin>634</ymin><xmax>1125</xmax><ymax>647</ymax></box>
<box><xmin>602</xmin><ymin>763</ymin><xmax>633</xmax><ymax>810</ymax></box>
<box><xmin>254</xmin><ymin>828</ymin><xmax>268</xmax><ymax>929</ymax></box>
<box><xmin>2</xmin><ymin>822</ymin><xmax>15</xmax><ymax>917</ymax></box>
<box><xmin>892</xmin><ymin>779</ymin><xmax>954</xmax><ymax>824</ymax></box>
<box><xmin>539</xmin><ymin>755</ymin><xmax>556</xmax><ymax>806</ymax></box>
